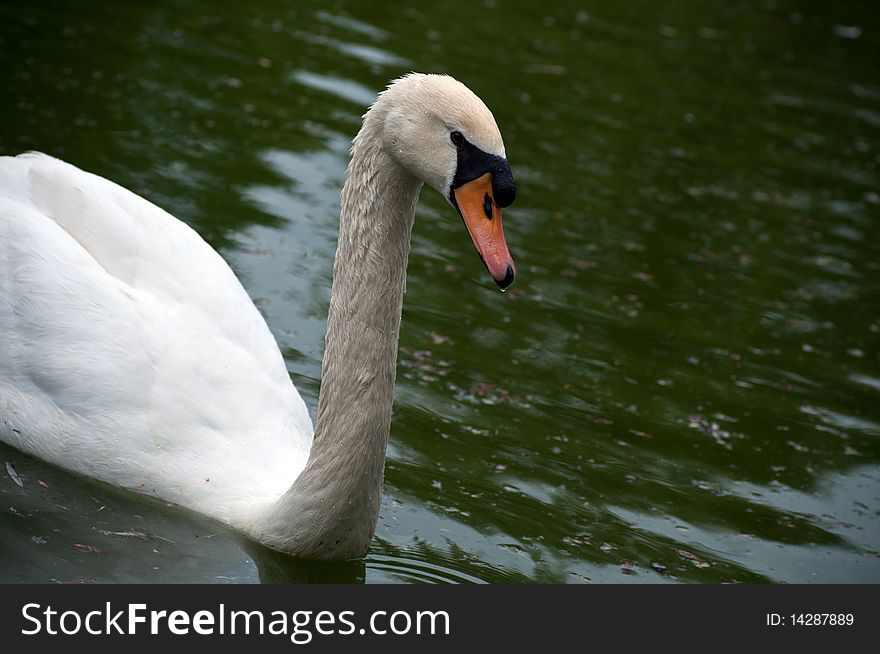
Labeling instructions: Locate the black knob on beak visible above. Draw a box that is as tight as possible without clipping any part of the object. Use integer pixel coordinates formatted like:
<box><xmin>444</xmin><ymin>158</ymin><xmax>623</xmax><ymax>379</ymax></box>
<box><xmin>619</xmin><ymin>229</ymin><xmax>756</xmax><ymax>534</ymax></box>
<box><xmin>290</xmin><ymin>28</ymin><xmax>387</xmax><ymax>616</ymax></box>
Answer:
<box><xmin>492</xmin><ymin>162</ymin><xmax>516</xmax><ymax>208</ymax></box>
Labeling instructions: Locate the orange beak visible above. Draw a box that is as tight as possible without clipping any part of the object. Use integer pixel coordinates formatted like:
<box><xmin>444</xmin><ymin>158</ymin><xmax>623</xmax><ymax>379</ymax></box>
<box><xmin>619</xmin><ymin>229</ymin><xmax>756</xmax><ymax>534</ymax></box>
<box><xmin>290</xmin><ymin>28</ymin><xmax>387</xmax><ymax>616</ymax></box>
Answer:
<box><xmin>453</xmin><ymin>173</ymin><xmax>516</xmax><ymax>290</ymax></box>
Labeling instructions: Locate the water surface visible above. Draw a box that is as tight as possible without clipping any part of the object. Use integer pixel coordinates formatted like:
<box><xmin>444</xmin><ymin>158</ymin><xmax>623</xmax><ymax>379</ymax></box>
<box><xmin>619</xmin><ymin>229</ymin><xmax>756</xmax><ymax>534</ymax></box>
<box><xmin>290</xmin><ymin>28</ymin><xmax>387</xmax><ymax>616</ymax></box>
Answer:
<box><xmin>1</xmin><ymin>0</ymin><xmax>878</xmax><ymax>583</ymax></box>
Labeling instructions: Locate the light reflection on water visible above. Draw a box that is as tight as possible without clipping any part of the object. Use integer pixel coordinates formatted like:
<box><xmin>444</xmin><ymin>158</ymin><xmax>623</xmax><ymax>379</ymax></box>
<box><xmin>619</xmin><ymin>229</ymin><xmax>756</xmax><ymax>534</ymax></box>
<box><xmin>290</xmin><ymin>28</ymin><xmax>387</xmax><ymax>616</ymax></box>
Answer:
<box><xmin>1</xmin><ymin>0</ymin><xmax>878</xmax><ymax>583</ymax></box>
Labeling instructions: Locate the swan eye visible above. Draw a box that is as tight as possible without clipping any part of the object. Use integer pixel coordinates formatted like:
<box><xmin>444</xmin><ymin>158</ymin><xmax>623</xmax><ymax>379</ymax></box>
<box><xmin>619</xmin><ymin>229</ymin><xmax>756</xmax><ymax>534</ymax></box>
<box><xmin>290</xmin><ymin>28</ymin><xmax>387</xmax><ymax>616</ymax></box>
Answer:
<box><xmin>450</xmin><ymin>130</ymin><xmax>464</xmax><ymax>146</ymax></box>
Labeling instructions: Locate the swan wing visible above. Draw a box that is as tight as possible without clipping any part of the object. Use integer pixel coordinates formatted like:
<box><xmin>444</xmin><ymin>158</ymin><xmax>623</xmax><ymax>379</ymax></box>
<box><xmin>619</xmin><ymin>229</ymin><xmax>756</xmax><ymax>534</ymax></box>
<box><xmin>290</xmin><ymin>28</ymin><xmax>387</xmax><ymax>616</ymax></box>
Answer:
<box><xmin>0</xmin><ymin>152</ymin><xmax>312</xmax><ymax>522</ymax></box>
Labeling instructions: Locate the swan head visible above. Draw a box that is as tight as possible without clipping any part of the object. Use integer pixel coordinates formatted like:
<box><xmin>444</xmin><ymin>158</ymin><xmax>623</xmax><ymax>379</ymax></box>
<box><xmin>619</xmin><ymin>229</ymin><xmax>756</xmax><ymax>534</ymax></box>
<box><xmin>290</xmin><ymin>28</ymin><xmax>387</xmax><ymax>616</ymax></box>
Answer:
<box><xmin>376</xmin><ymin>73</ymin><xmax>517</xmax><ymax>290</ymax></box>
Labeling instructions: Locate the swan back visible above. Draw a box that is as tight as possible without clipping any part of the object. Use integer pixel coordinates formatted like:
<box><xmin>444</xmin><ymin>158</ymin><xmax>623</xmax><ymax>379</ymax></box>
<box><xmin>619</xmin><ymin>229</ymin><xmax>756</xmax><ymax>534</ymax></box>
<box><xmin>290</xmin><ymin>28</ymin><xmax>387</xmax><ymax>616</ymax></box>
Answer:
<box><xmin>0</xmin><ymin>153</ymin><xmax>312</xmax><ymax>522</ymax></box>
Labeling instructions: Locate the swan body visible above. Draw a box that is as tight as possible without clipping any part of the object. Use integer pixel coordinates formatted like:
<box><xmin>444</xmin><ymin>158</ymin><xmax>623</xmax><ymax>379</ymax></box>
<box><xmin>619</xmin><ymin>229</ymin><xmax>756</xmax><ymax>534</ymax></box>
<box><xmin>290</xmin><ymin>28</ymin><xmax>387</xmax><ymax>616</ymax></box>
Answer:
<box><xmin>0</xmin><ymin>73</ymin><xmax>516</xmax><ymax>559</ymax></box>
<box><xmin>0</xmin><ymin>153</ymin><xmax>313</xmax><ymax>519</ymax></box>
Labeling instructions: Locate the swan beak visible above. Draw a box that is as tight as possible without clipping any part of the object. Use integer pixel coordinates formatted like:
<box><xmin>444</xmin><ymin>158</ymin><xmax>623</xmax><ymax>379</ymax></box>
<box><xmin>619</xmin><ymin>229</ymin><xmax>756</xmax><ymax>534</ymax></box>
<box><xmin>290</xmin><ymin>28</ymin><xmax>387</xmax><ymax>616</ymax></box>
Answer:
<box><xmin>453</xmin><ymin>173</ymin><xmax>516</xmax><ymax>290</ymax></box>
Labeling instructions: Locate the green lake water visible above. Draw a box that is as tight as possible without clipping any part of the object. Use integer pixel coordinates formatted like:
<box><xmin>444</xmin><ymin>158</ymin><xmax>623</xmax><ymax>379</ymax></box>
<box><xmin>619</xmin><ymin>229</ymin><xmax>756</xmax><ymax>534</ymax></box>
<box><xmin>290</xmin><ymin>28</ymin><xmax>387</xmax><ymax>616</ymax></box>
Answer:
<box><xmin>1</xmin><ymin>0</ymin><xmax>878</xmax><ymax>583</ymax></box>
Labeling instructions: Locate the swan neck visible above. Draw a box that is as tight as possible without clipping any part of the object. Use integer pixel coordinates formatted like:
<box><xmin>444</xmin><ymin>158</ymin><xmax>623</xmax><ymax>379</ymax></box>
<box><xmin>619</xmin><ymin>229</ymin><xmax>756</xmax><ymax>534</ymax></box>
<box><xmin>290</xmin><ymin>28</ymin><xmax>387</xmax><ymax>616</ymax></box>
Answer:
<box><xmin>255</xmin><ymin>107</ymin><xmax>421</xmax><ymax>558</ymax></box>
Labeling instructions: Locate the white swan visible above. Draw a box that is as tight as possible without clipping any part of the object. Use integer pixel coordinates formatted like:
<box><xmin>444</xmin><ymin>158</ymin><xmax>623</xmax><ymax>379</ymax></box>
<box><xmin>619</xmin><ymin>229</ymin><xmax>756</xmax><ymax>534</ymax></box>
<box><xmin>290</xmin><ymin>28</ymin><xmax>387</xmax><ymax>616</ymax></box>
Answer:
<box><xmin>0</xmin><ymin>73</ymin><xmax>516</xmax><ymax>559</ymax></box>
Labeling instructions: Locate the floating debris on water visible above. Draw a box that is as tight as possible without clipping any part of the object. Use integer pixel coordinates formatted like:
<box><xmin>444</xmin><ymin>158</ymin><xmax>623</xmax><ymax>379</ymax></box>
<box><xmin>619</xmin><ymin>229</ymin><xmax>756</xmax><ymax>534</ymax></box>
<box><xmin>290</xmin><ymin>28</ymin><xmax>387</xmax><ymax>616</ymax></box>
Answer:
<box><xmin>73</xmin><ymin>543</ymin><xmax>105</xmax><ymax>555</ymax></box>
<box><xmin>669</xmin><ymin>546</ymin><xmax>711</xmax><ymax>568</ymax></box>
<box><xmin>455</xmin><ymin>382</ymin><xmax>523</xmax><ymax>406</ymax></box>
<box><xmin>99</xmin><ymin>529</ymin><xmax>150</xmax><ymax>541</ymax></box>
<box><xmin>650</xmin><ymin>561</ymin><xmax>668</xmax><ymax>573</ymax></box>
<box><xmin>5</xmin><ymin>462</ymin><xmax>23</xmax><ymax>488</ymax></box>
<box><xmin>687</xmin><ymin>414</ymin><xmax>735</xmax><ymax>449</ymax></box>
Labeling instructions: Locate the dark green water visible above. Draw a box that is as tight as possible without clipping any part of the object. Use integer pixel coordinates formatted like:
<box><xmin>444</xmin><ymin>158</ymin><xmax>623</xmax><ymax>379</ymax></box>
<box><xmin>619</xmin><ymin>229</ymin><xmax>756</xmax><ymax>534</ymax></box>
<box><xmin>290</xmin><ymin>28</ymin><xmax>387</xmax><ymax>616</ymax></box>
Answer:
<box><xmin>1</xmin><ymin>0</ymin><xmax>878</xmax><ymax>583</ymax></box>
